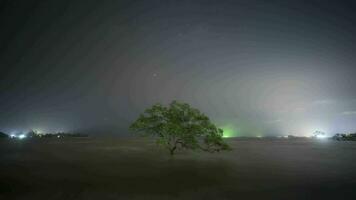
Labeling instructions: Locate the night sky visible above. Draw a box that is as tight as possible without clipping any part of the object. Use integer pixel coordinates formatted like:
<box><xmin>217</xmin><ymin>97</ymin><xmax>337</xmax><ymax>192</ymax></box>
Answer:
<box><xmin>1</xmin><ymin>0</ymin><xmax>356</xmax><ymax>136</ymax></box>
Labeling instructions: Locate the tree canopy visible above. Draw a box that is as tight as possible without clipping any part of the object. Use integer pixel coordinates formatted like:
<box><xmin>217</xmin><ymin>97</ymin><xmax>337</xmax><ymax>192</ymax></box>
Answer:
<box><xmin>130</xmin><ymin>101</ymin><xmax>230</xmax><ymax>155</ymax></box>
<box><xmin>0</xmin><ymin>132</ymin><xmax>8</xmax><ymax>138</ymax></box>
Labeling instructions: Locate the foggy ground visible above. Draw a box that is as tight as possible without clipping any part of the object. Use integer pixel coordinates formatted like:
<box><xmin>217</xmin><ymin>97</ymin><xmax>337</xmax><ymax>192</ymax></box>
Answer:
<box><xmin>0</xmin><ymin>137</ymin><xmax>355</xmax><ymax>200</ymax></box>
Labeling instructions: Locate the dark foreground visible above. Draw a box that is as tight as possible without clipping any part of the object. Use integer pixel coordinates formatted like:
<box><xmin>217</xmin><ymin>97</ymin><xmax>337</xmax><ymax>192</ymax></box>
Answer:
<box><xmin>0</xmin><ymin>137</ymin><xmax>355</xmax><ymax>200</ymax></box>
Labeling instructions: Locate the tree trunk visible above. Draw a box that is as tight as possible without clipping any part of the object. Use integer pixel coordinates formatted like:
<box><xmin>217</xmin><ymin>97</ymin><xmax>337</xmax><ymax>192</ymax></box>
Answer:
<box><xmin>169</xmin><ymin>146</ymin><xmax>177</xmax><ymax>155</ymax></box>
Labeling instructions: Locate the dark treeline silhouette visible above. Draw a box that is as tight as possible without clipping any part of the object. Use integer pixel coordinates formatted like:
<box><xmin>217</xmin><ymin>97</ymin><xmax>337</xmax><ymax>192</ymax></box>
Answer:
<box><xmin>0</xmin><ymin>130</ymin><xmax>88</xmax><ymax>139</ymax></box>
<box><xmin>332</xmin><ymin>133</ymin><xmax>356</xmax><ymax>141</ymax></box>
<box><xmin>0</xmin><ymin>132</ymin><xmax>8</xmax><ymax>138</ymax></box>
<box><xmin>30</xmin><ymin>132</ymin><xmax>89</xmax><ymax>138</ymax></box>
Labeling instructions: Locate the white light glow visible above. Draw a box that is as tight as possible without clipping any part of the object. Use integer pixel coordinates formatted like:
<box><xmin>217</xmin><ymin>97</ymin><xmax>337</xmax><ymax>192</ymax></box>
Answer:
<box><xmin>316</xmin><ymin>135</ymin><xmax>327</xmax><ymax>139</ymax></box>
<box><xmin>18</xmin><ymin>134</ymin><xmax>26</xmax><ymax>139</ymax></box>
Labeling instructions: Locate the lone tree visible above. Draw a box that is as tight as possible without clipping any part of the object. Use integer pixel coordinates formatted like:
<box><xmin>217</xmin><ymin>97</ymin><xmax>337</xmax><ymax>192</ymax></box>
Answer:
<box><xmin>130</xmin><ymin>101</ymin><xmax>230</xmax><ymax>155</ymax></box>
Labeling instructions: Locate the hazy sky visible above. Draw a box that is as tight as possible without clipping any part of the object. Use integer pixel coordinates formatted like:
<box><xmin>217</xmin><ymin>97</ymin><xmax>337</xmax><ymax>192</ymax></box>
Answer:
<box><xmin>1</xmin><ymin>0</ymin><xmax>356</xmax><ymax>136</ymax></box>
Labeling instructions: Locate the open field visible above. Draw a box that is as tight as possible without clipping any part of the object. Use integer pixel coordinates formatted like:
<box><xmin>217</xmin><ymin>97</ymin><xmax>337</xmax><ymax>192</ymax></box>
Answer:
<box><xmin>0</xmin><ymin>137</ymin><xmax>355</xmax><ymax>200</ymax></box>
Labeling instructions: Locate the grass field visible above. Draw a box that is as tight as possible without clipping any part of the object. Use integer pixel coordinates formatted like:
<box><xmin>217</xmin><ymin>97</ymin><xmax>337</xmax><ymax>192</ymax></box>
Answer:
<box><xmin>0</xmin><ymin>137</ymin><xmax>355</xmax><ymax>200</ymax></box>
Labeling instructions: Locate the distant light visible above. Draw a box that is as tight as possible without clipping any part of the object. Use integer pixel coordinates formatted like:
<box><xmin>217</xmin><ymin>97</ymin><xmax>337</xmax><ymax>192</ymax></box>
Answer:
<box><xmin>222</xmin><ymin>126</ymin><xmax>236</xmax><ymax>138</ymax></box>
<box><xmin>18</xmin><ymin>134</ymin><xmax>26</xmax><ymax>139</ymax></box>
<box><xmin>10</xmin><ymin>134</ymin><xmax>16</xmax><ymax>138</ymax></box>
<box><xmin>256</xmin><ymin>135</ymin><xmax>262</xmax><ymax>138</ymax></box>
<box><xmin>57</xmin><ymin>135</ymin><xmax>60</xmax><ymax>138</ymax></box>
<box><xmin>316</xmin><ymin>135</ymin><xmax>327</xmax><ymax>139</ymax></box>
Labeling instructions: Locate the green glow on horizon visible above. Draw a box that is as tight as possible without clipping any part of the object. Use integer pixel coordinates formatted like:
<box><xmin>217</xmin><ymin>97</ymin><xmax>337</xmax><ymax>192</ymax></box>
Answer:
<box><xmin>221</xmin><ymin>125</ymin><xmax>238</xmax><ymax>138</ymax></box>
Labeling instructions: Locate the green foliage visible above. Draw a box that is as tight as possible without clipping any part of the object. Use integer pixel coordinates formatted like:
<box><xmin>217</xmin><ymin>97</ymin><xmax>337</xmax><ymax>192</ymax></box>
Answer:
<box><xmin>0</xmin><ymin>132</ymin><xmax>8</xmax><ymax>138</ymax></box>
<box><xmin>332</xmin><ymin>133</ymin><xmax>356</xmax><ymax>141</ymax></box>
<box><xmin>130</xmin><ymin>101</ymin><xmax>231</xmax><ymax>155</ymax></box>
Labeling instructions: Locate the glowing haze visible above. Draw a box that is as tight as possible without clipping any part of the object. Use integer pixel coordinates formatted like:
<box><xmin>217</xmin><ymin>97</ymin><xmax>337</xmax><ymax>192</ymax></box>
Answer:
<box><xmin>1</xmin><ymin>1</ymin><xmax>356</xmax><ymax>136</ymax></box>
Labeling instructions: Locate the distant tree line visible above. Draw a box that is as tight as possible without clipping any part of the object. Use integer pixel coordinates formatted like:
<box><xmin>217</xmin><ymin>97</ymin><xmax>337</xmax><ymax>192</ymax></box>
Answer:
<box><xmin>27</xmin><ymin>130</ymin><xmax>88</xmax><ymax>138</ymax></box>
<box><xmin>0</xmin><ymin>130</ymin><xmax>88</xmax><ymax>139</ymax></box>
<box><xmin>332</xmin><ymin>133</ymin><xmax>356</xmax><ymax>141</ymax></box>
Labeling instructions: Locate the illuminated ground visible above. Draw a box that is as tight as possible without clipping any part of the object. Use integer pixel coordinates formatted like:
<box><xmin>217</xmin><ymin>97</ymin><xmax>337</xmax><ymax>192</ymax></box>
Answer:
<box><xmin>0</xmin><ymin>137</ymin><xmax>355</xmax><ymax>200</ymax></box>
